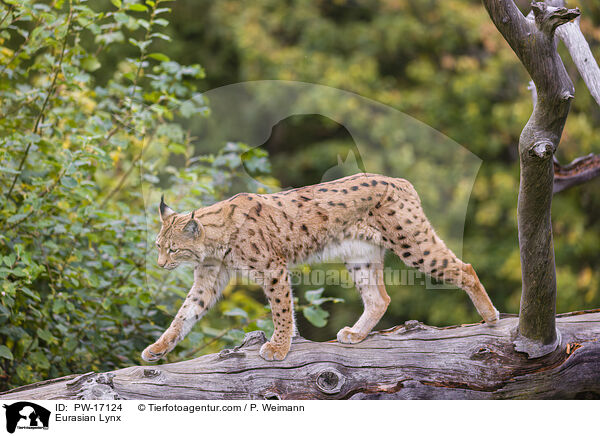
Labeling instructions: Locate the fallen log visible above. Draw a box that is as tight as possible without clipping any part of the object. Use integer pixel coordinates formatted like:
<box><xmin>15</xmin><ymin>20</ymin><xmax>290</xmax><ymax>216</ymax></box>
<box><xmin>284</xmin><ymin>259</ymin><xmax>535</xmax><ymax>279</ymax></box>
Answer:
<box><xmin>1</xmin><ymin>310</ymin><xmax>599</xmax><ymax>400</ymax></box>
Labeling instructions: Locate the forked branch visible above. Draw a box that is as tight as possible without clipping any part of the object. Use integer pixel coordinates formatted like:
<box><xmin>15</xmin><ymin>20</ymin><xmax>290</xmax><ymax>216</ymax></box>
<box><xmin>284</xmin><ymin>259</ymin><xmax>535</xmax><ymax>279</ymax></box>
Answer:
<box><xmin>549</xmin><ymin>0</ymin><xmax>600</xmax><ymax>107</ymax></box>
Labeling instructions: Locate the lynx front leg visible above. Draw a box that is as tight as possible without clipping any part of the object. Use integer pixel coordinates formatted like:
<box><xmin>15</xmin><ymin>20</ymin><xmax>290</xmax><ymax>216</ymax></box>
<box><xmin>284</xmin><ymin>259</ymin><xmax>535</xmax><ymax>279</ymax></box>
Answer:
<box><xmin>258</xmin><ymin>264</ymin><xmax>295</xmax><ymax>361</ymax></box>
<box><xmin>141</xmin><ymin>264</ymin><xmax>230</xmax><ymax>362</ymax></box>
<box><xmin>338</xmin><ymin>254</ymin><xmax>390</xmax><ymax>344</ymax></box>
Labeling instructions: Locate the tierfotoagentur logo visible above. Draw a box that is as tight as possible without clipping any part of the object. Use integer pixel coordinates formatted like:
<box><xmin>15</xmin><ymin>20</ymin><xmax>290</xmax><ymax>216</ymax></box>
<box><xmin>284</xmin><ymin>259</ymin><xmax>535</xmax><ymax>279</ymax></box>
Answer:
<box><xmin>2</xmin><ymin>402</ymin><xmax>50</xmax><ymax>434</ymax></box>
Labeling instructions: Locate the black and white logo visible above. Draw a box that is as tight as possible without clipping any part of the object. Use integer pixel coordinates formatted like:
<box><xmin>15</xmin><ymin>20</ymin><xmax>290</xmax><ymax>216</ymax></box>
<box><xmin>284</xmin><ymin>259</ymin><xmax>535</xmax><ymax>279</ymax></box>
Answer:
<box><xmin>2</xmin><ymin>402</ymin><xmax>50</xmax><ymax>434</ymax></box>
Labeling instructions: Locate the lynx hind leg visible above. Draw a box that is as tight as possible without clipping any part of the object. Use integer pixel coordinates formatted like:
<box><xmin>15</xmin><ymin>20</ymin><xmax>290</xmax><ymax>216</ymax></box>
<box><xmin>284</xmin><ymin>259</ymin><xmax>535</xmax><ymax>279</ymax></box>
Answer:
<box><xmin>337</xmin><ymin>245</ymin><xmax>390</xmax><ymax>344</ymax></box>
<box><xmin>459</xmin><ymin>263</ymin><xmax>500</xmax><ymax>325</ymax></box>
<box><xmin>375</xmin><ymin>191</ymin><xmax>499</xmax><ymax>326</ymax></box>
<box><xmin>425</xmin><ymin>259</ymin><xmax>499</xmax><ymax>325</ymax></box>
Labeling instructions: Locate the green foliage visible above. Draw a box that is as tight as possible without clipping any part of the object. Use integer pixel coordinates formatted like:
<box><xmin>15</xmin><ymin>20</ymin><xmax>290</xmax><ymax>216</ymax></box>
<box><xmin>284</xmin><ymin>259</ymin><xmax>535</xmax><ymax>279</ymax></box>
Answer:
<box><xmin>300</xmin><ymin>287</ymin><xmax>344</xmax><ymax>328</ymax></box>
<box><xmin>0</xmin><ymin>0</ymin><xmax>285</xmax><ymax>391</ymax></box>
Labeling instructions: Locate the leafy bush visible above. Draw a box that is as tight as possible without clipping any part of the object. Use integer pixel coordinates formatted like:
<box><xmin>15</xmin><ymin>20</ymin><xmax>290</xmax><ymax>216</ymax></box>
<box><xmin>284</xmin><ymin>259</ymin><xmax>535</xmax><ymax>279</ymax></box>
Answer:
<box><xmin>0</xmin><ymin>0</ymin><xmax>339</xmax><ymax>391</ymax></box>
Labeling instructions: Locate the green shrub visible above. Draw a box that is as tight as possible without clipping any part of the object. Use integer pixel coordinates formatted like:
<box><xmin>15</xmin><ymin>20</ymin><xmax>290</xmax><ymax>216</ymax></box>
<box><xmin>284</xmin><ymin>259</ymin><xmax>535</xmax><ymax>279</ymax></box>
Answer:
<box><xmin>0</xmin><ymin>0</ymin><xmax>269</xmax><ymax>390</ymax></box>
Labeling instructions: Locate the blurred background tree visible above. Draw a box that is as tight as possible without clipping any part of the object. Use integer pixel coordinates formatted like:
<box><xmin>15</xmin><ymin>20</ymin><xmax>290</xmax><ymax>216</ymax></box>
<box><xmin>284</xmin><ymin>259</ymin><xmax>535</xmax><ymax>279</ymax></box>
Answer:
<box><xmin>0</xmin><ymin>0</ymin><xmax>598</xmax><ymax>390</ymax></box>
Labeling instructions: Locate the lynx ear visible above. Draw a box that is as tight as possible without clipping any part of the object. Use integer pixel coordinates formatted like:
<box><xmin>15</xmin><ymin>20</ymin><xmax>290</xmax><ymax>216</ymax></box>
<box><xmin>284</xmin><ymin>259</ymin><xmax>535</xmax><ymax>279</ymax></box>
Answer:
<box><xmin>159</xmin><ymin>194</ymin><xmax>175</xmax><ymax>222</ymax></box>
<box><xmin>183</xmin><ymin>211</ymin><xmax>202</xmax><ymax>239</ymax></box>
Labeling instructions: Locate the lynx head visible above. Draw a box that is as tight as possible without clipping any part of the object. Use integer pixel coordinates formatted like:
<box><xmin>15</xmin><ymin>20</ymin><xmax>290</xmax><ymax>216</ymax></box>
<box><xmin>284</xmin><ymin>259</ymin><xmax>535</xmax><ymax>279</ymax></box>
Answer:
<box><xmin>155</xmin><ymin>196</ymin><xmax>205</xmax><ymax>269</ymax></box>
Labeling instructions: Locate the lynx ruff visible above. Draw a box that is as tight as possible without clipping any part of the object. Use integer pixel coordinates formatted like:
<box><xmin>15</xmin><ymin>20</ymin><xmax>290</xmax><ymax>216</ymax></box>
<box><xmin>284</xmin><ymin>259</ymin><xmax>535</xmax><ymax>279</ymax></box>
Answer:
<box><xmin>142</xmin><ymin>173</ymin><xmax>499</xmax><ymax>362</ymax></box>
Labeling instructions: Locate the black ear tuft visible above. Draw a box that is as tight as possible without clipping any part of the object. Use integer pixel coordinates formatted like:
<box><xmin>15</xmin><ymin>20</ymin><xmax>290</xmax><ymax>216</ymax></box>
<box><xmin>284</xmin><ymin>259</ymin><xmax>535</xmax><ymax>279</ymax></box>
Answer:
<box><xmin>159</xmin><ymin>194</ymin><xmax>167</xmax><ymax>215</ymax></box>
<box><xmin>159</xmin><ymin>195</ymin><xmax>175</xmax><ymax>221</ymax></box>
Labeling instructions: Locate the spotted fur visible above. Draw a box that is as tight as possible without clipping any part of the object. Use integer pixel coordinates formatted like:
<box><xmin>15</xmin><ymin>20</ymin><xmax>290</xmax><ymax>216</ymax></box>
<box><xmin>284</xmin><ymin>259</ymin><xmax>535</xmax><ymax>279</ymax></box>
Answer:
<box><xmin>141</xmin><ymin>173</ymin><xmax>499</xmax><ymax>362</ymax></box>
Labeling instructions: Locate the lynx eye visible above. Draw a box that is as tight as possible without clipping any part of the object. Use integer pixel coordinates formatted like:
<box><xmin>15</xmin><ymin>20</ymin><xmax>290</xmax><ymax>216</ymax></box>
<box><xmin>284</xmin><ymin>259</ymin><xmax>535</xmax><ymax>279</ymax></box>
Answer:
<box><xmin>168</xmin><ymin>248</ymin><xmax>179</xmax><ymax>254</ymax></box>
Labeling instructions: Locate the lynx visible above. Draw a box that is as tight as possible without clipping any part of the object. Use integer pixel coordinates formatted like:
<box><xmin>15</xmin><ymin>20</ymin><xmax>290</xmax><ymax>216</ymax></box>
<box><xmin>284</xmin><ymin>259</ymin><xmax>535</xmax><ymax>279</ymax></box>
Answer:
<box><xmin>141</xmin><ymin>173</ymin><xmax>499</xmax><ymax>362</ymax></box>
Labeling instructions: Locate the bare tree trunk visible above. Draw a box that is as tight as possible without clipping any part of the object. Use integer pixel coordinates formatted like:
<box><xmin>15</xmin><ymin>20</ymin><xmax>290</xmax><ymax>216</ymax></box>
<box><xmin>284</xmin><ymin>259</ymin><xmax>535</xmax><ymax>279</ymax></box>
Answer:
<box><xmin>1</xmin><ymin>312</ymin><xmax>599</xmax><ymax>400</ymax></box>
<box><xmin>483</xmin><ymin>0</ymin><xmax>581</xmax><ymax>357</ymax></box>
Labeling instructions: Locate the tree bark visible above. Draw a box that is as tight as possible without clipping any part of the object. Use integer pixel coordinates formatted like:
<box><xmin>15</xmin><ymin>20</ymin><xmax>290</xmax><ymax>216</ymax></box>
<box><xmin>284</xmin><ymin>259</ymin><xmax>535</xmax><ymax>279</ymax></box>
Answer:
<box><xmin>483</xmin><ymin>0</ymin><xmax>580</xmax><ymax>358</ymax></box>
<box><xmin>554</xmin><ymin>153</ymin><xmax>600</xmax><ymax>193</ymax></box>
<box><xmin>1</xmin><ymin>311</ymin><xmax>599</xmax><ymax>400</ymax></box>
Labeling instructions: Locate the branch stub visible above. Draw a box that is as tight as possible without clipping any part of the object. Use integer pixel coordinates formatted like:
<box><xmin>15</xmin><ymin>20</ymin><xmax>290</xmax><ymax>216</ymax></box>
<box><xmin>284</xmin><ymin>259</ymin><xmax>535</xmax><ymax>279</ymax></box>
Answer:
<box><xmin>315</xmin><ymin>368</ymin><xmax>345</xmax><ymax>394</ymax></box>
<box><xmin>529</xmin><ymin>141</ymin><xmax>555</xmax><ymax>159</ymax></box>
<box><xmin>531</xmin><ymin>2</ymin><xmax>580</xmax><ymax>36</ymax></box>
<box><xmin>239</xmin><ymin>330</ymin><xmax>267</xmax><ymax>349</ymax></box>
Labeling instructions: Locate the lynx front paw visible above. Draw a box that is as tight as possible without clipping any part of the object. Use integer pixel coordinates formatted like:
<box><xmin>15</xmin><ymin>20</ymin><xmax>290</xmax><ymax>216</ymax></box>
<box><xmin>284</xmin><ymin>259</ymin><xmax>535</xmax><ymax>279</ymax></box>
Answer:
<box><xmin>141</xmin><ymin>343</ymin><xmax>167</xmax><ymax>362</ymax></box>
<box><xmin>484</xmin><ymin>308</ymin><xmax>501</xmax><ymax>327</ymax></box>
<box><xmin>337</xmin><ymin>326</ymin><xmax>367</xmax><ymax>344</ymax></box>
<box><xmin>259</xmin><ymin>341</ymin><xmax>289</xmax><ymax>361</ymax></box>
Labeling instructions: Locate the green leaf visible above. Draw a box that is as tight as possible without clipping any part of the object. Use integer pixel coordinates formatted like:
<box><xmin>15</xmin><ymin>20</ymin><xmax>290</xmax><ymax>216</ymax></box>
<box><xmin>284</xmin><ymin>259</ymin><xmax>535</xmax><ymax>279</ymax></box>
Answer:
<box><xmin>129</xmin><ymin>38</ymin><xmax>152</xmax><ymax>51</ymax></box>
<box><xmin>30</xmin><ymin>350</ymin><xmax>50</xmax><ymax>369</ymax></box>
<box><xmin>20</xmin><ymin>288</ymin><xmax>41</xmax><ymax>302</ymax></box>
<box><xmin>179</xmin><ymin>100</ymin><xmax>197</xmax><ymax>118</ymax></box>
<box><xmin>0</xmin><ymin>166</ymin><xmax>20</xmax><ymax>175</ymax></box>
<box><xmin>311</xmin><ymin>297</ymin><xmax>344</xmax><ymax>306</ymax></box>
<box><xmin>167</xmin><ymin>143</ymin><xmax>187</xmax><ymax>155</ymax></box>
<box><xmin>225</xmin><ymin>329</ymin><xmax>245</xmax><ymax>343</ymax></box>
<box><xmin>37</xmin><ymin>328</ymin><xmax>54</xmax><ymax>343</ymax></box>
<box><xmin>139</xmin><ymin>292</ymin><xmax>152</xmax><ymax>304</ymax></box>
<box><xmin>147</xmin><ymin>52</ymin><xmax>170</xmax><ymax>62</ymax></box>
<box><xmin>149</xmin><ymin>32</ymin><xmax>171</xmax><ymax>41</ymax></box>
<box><xmin>16</xmin><ymin>365</ymin><xmax>32</xmax><ymax>382</ymax></box>
<box><xmin>3</xmin><ymin>254</ymin><xmax>16</xmax><ymax>267</ymax></box>
<box><xmin>110</xmin><ymin>0</ymin><xmax>121</xmax><ymax>8</ymax></box>
<box><xmin>0</xmin><ymin>345</ymin><xmax>13</xmax><ymax>360</ymax></box>
<box><xmin>202</xmin><ymin>327</ymin><xmax>223</xmax><ymax>337</ymax></box>
<box><xmin>256</xmin><ymin>318</ymin><xmax>274</xmax><ymax>337</ymax></box>
<box><xmin>52</xmin><ymin>300</ymin><xmax>65</xmax><ymax>314</ymax></box>
<box><xmin>305</xmin><ymin>288</ymin><xmax>324</xmax><ymax>303</ymax></box>
<box><xmin>7</xmin><ymin>213</ymin><xmax>28</xmax><ymax>224</ymax></box>
<box><xmin>61</xmin><ymin>176</ymin><xmax>77</xmax><ymax>188</ymax></box>
<box><xmin>186</xmin><ymin>331</ymin><xmax>204</xmax><ymax>344</ymax></box>
<box><xmin>127</xmin><ymin>3</ymin><xmax>148</xmax><ymax>12</ymax></box>
<box><xmin>81</xmin><ymin>56</ymin><xmax>101</xmax><ymax>72</ymax></box>
<box><xmin>114</xmin><ymin>11</ymin><xmax>129</xmax><ymax>23</ymax></box>
<box><xmin>302</xmin><ymin>306</ymin><xmax>329</xmax><ymax>328</ymax></box>
<box><xmin>137</xmin><ymin>18</ymin><xmax>150</xmax><ymax>30</ymax></box>
<box><xmin>223</xmin><ymin>308</ymin><xmax>248</xmax><ymax>318</ymax></box>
